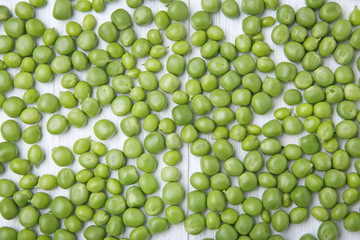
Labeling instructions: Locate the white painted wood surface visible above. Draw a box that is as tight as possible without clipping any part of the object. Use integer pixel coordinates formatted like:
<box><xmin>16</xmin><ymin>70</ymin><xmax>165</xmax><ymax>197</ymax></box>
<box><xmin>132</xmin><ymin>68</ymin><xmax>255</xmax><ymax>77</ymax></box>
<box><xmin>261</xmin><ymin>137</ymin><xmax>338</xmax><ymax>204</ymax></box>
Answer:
<box><xmin>0</xmin><ymin>0</ymin><xmax>360</xmax><ymax>239</ymax></box>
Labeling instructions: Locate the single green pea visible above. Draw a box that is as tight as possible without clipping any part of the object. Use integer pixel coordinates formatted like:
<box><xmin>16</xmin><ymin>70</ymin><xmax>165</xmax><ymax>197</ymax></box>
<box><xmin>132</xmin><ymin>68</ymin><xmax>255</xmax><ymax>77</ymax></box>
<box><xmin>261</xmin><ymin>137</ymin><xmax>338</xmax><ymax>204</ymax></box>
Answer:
<box><xmin>106</xmin><ymin>178</ymin><xmax>122</xmax><ymax>195</ymax></box>
<box><xmin>333</xmin><ymin>43</ymin><xmax>355</xmax><ymax>65</ymax></box>
<box><xmin>317</xmin><ymin>221</ymin><xmax>339</xmax><ymax>240</ymax></box>
<box><xmin>239</xmin><ymin>172</ymin><xmax>258</xmax><ymax>192</ymax></box>
<box><xmin>19</xmin><ymin>205</ymin><xmax>39</xmax><ymax>229</ymax></box>
<box><xmin>57</xmin><ymin>168</ymin><xmax>75</xmax><ymax>189</ymax></box>
<box><xmin>0</xmin><ymin>198</ymin><xmax>18</xmax><ymax>220</ymax></box>
<box><xmin>272</xmin><ymin>210</ymin><xmax>289</xmax><ymax>232</ymax></box>
<box><xmin>31</xmin><ymin>192</ymin><xmax>51</xmax><ymax>210</ymax></box>
<box><xmin>111</xmin><ymin>96</ymin><xmax>132</xmax><ymax>116</ymax></box>
<box><xmin>144</xmin><ymin>196</ymin><xmax>163</xmax><ymax>217</ymax></box>
<box><xmin>290</xmin><ymin>207</ymin><xmax>308</xmax><ymax>224</ymax></box>
<box><xmin>319</xmin><ymin>187</ymin><xmax>338</xmax><ymax>209</ymax></box>
<box><xmin>138</xmin><ymin>174</ymin><xmax>158</xmax><ymax>195</ymax></box>
<box><xmin>20</xmin><ymin>77</ymin><xmax>36</xmax><ymax>93</ymax></box>
<box><xmin>0</xmin><ymin>5</ymin><xmax>10</xmax><ymax>21</ymax></box>
<box><xmin>19</xmin><ymin>174</ymin><xmax>38</xmax><ymax>190</ymax></box>
<box><xmin>184</xmin><ymin>213</ymin><xmax>206</xmax><ymax>235</ymax></box>
<box><xmin>296</xmin><ymin>7</ymin><xmax>316</xmax><ymax>28</ymax></box>
<box><xmin>305</xmin><ymin>174</ymin><xmax>324</xmax><ymax>193</ymax></box>
<box><xmin>221</xmin><ymin>0</ymin><xmax>239</xmax><ymax>18</ymax></box>
<box><xmin>191</xmin><ymin>11</ymin><xmax>212</xmax><ymax>30</ymax></box>
<box><xmin>155</xmin><ymin>10</ymin><xmax>170</xmax><ymax>30</ymax></box>
<box><xmin>117</xmin><ymin>164</ymin><xmax>138</xmax><ymax>186</ymax></box>
<box><xmin>277</xmin><ymin>4</ymin><xmax>295</xmax><ymax>25</ymax></box>
<box><xmin>331</xmin><ymin>203</ymin><xmax>349</xmax><ymax>220</ymax></box>
<box><xmin>37</xmin><ymin>174</ymin><xmax>57</xmax><ymax>190</ymax></box>
<box><xmin>242</xmin><ymin>16</ymin><xmax>261</xmax><ymax>36</ymax></box>
<box><xmin>266</xmin><ymin>154</ymin><xmax>287</xmax><ymax>175</ymax></box>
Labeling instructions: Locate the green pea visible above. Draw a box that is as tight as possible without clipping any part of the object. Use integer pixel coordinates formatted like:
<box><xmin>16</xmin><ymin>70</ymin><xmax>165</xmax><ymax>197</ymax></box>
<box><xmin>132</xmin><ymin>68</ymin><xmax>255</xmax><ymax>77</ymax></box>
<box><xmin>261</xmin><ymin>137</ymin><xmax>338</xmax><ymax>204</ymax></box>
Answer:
<box><xmin>290</xmin><ymin>207</ymin><xmax>308</xmax><ymax>224</ymax></box>
<box><xmin>239</xmin><ymin>172</ymin><xmax>258</xmax><ymax>192</ymax></box>
<box><xmin>118</xmin><ymin>165</ymin><xmax>139</xmax><ymax>185</ymax></box>
<box><xmin>249</xmin><ymin>222</ymin><xmax>271</xmax><ymax>240</ymax></box>
<box><xmin>22</xmin><ymin>125</ymin><xmax>42</xmax><ymax>144</ymax></box>
<box><xmin>139</xmin><ymin>174</ymin><xmax>158</xmax><ymax>194</ymax></box>
<box><xmin>344</xmin><ymin>212</ymin><xmax>360</xmax><ymax>232</ymax></box>
<box><xmin>19</xmin><ymin>205</ymin><xmax>39</xmax><ymax>228</ymax></box>
<box><xmin>331</xmin><ymin>203</ymin><xmax>349</xmax><ymax>220</ymax></box>
<box><xmin>233</xmin><ymin>108</ymin><xmax>251</xmax><ymax>127</ymax></box>
<box><xmin>64</xmin><ymin>215</ymin><xmax>83</xmax><ymax>233</ymax></box>
<box><xmin>12</xmin><ymin>189</ymin><xmax>32</xmax><ymax>208</ymax></box>
<box><xmin>322</xmin><ymin>137</ymin><xmax>339</xmax><ymax>153</ymax></box>
<box><xmin>319</xmin><ymin>187</ymin><xmax>338</xmax><ymax>209</ymax></box>
<box><xmin>125</xmin><ymin>186</ymin><xmax>145</xmax><ymax>208</ymax></box>
<box><xmin>31</xmin><ymin>192</ymin><xmax>51</xmax><ymax>210</ymax></box>
<box><xmin>106</xmin><ymin>178</ymin><xmax>122</xmax><ymax>195</ymax></box>
<box><xmin>206</xmin><ymin>212</ymin><xmax>221</xmax><ymax>230</ymax></box>
<box><xmin>123</xmin><ymin>208</ymin><xmax>145</xmax><ymax>228</ymax></box>
<box><xmin>143</xmin><ymin>114</ymin><xmax>159</xmax><ymax>133</ymax></box>
<box><xmin>83</xmin><ymin>225</ymin><xmax>105</xmax><ymax>240</ymax></box>
<box><xmin>19</xmin><ymin>174</ymin><xmax>38</xmax><ymax>190</ymax></box>
<box><xmin>184</xmin><ymin>214</ymin><xmax>206</xmax><ymax>235</ymax></box>
<box><xmin>74</xmin><ymin>0</ymin><xmax>91</xmax><ymax>12</ymax></box>
<box><xmin>296</xmin><ymin>7</ymin><xmax>316</xmax><ymax>28</ymax></box>
<box><xmin>277</xmin><ymin>4</ymin><xmax>295</xmax><ymax>25</ymax></box>
<box><xmin>309</xmin><ymin>152</ymin><xmax>331</xmax><ymax>172</ymax></box>
<box><xmin>0</xmin><ymin>5</ymin><xmax>10</xmax><ymax>21</ymax></box>
<box><xmin>38</xmin><ymin>174</ymin><xmax>58</xmax><ymax>190</ymax></box>
<box><xmin>145</xmin><ymin>196</ymin><xmax>163</xmax><ymax>216</ymax></box>
<box><xmin>272</xmin><ymin>210</ymin><xmax>289</xmax><ymax>232</ymax></box>
<box><xmin>266</xmin><ymin>154</ymin><xmax>287</xmax><ymax>175</ymax></box>
<box><xmin>317</xmin><ymin>221</ymin><xmax>339</xmax><ymax>240</ymax></box>
<box><xmin>105</xmin><ymin>195</ymin><xmax>126</xmax><ymax>215</ymax></box>
<box><xmin>0</xmin><ymin>198</ymin><xmax>18</xmax><ymax>220</ymax></box>
<box><xmin>270</xmin><ymin>24</ymin><xmax>289</xmax><ymax>45</ymax></box>
<box><xmin>187</xmin><ymin>190</ymin><xmax>206</xmax><ymax>213</ymax></box>
<box><xmin>334</xmin><ymin>43</ymin><xmax>355</xmax><ymax>65</ymax></box>
<box><xmin>258</xmin><ymin>172</ymin><xmax>277</xmax><ymax>188</ymax></box>
<box><xmin>154</xmin><ymin>10</ymin><xmax>170</xmax><ymax>30</ymax></box>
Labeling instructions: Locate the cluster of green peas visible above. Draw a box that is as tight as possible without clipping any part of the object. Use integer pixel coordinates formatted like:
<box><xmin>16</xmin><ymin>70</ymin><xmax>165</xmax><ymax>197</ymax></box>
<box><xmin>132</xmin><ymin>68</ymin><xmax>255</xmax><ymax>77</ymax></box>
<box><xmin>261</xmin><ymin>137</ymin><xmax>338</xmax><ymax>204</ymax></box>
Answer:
<box><xmin>1</xmin><ymin>0</ymin><xmax>360</xmax><ymax>239</ymax></box>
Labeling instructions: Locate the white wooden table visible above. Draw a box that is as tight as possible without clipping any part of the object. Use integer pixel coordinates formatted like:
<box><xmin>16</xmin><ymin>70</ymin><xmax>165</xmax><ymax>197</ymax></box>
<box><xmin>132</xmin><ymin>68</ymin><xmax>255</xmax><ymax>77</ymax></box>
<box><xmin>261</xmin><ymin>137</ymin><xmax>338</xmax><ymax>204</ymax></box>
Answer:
<box><xmin>1</xmin><ymin>0</ymin><xmax>360</xmax><ymax>239</ymax></box>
